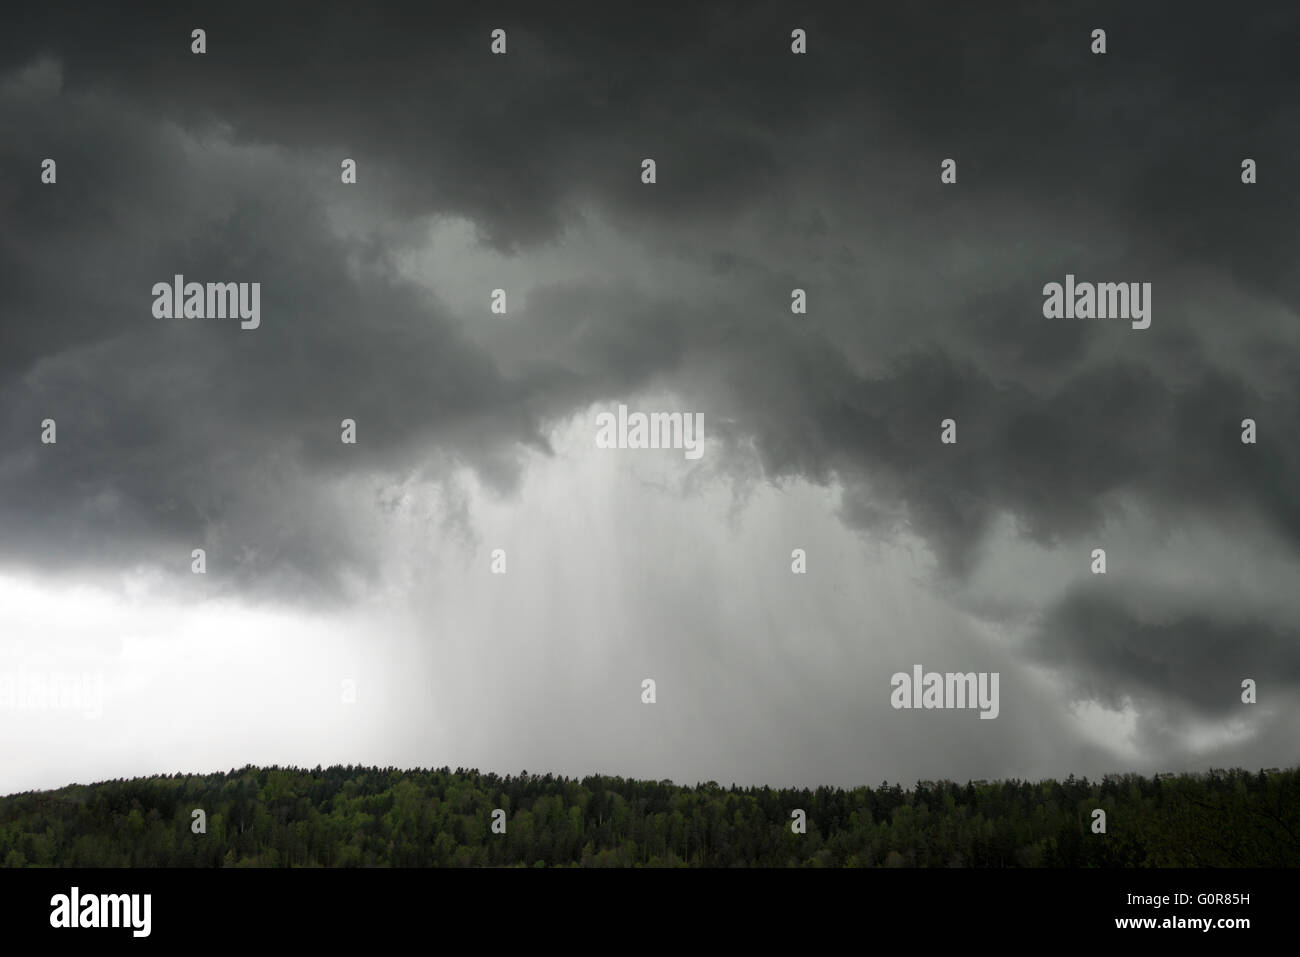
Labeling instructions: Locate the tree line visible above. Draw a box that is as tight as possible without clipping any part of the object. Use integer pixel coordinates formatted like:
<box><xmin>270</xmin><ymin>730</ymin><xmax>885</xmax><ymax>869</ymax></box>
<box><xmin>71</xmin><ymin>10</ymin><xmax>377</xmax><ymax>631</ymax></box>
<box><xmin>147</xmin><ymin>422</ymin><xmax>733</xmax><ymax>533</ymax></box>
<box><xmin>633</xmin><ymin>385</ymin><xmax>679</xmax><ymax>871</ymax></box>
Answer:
<box><xmin>1</xmin><ymin>765</ymin><xmax>1294</xmax><ymax>867</ymax></box>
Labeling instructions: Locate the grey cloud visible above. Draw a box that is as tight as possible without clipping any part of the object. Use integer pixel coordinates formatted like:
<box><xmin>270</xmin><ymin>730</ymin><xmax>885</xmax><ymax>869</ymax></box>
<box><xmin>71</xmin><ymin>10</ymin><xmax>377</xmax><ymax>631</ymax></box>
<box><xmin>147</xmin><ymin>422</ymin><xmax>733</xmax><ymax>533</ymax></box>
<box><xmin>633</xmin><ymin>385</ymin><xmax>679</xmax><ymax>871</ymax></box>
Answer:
<box><xmin>1</xmin><ymin>1</ymin><xmax>1298</xmax><ymax>787</ymax></box>
<box><xmin>1026</xmin><ymin>581</ymin><xmax>1300</xmax><ymax>732</ymax></box>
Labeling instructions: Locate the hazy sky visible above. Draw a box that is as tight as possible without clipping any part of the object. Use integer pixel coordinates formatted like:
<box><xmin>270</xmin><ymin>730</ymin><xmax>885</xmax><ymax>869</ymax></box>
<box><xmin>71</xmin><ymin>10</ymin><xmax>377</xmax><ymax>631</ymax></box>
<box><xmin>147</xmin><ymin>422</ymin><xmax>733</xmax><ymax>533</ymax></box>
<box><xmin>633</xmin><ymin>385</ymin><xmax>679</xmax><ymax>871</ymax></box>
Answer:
<box><xmin>2</xmin><ymin>2</ymin><xmax>1298</xmax><ymax>795</ymax></box>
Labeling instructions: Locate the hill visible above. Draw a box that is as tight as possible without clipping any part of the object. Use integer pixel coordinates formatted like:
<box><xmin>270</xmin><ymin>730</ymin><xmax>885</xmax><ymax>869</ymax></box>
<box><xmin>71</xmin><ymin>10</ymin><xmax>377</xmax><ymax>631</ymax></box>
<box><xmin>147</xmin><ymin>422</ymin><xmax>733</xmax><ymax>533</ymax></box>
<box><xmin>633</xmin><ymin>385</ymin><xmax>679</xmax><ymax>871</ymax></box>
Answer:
<box><xmin>1</xmin><ymin>765</ymin><xmax>1295</xmax><ymax>867</ymax></box>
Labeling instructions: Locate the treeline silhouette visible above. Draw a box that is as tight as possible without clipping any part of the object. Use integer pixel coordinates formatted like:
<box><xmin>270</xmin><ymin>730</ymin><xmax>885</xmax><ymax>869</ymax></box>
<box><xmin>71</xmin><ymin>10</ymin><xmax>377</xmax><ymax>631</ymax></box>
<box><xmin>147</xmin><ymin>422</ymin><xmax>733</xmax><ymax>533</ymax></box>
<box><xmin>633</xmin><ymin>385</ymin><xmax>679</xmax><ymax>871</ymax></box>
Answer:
<box><xmin>1</xmin><ymin>765</ymin><xmax>1295</xmax><ymax>867</ymax></box>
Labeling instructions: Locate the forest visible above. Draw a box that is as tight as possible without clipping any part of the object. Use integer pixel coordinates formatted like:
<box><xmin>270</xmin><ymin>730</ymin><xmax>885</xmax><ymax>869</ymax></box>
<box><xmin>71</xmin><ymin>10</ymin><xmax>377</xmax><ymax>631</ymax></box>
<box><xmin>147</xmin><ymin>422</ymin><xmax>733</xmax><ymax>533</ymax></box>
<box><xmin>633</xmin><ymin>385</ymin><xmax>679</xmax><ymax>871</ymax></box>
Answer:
<box><xmin>1</xmin><ymin>765</ymin><xmax>1295</xmax><ymax>867</ymax></box>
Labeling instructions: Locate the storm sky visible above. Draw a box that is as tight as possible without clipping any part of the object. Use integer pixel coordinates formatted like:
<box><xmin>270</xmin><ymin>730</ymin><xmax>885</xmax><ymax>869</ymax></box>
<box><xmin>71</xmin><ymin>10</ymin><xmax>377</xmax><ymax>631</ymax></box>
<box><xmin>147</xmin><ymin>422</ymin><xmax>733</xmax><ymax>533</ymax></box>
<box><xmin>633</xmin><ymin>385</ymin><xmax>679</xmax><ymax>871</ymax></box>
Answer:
<box><xmin>2</xmin><ymin>1</ymin><xmax>1298</xmax><ymax>795</ymax></box>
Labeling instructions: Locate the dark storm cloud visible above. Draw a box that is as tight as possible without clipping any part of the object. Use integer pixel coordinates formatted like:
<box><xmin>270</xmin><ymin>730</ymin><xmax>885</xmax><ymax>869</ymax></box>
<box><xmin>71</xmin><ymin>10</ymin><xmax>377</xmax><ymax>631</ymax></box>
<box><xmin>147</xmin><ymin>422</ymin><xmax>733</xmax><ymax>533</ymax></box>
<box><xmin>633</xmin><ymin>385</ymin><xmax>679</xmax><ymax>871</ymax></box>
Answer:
<box><xmin>0</xmin><ymin>64</ymin><xmax>555</xmax><ymax>596</ymax></box>
<box><xmin>1</xmin><ymin>0</ymin><xmax>1299</xmax><ymax>795</ymax></box>
<box><xmin>1</xmin><ymin>0</ymin><xmax>1298</xmax><ymax>601</ymax></box>
<box><xmin>1025</xmin><ymin>580</ymin><xmax>1300</xmax><ymax>737</ymax></box>
<box><xmin>5</xmin><ymin>1</ymin><xmax>1294</xmax><ymax>263</ymax></box>
<box><xmin>664</xmin><ymin>339</ymin><xmax>1298</xmax><ymax>579</ymax></box>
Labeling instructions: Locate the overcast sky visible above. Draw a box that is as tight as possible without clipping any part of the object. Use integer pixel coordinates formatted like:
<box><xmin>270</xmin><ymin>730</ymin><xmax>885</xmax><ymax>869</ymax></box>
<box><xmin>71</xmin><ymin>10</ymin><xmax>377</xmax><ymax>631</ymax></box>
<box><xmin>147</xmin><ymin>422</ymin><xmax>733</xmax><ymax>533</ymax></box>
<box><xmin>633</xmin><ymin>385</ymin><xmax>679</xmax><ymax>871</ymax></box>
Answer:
<box><xmin>1</xmin><ymin>2</ymin><xmax>1297</xmax><ymax>795</ymax></box>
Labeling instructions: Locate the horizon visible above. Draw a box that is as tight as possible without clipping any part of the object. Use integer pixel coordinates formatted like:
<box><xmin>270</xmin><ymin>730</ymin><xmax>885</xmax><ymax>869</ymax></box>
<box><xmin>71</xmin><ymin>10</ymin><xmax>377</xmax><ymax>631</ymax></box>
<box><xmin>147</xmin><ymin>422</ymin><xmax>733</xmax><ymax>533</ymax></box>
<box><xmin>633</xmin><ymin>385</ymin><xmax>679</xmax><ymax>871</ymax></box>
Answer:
<box><xmin>6</xmin><ymin>760</ymin><xmax>1295</xmax><ymax>801</ymax></box>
